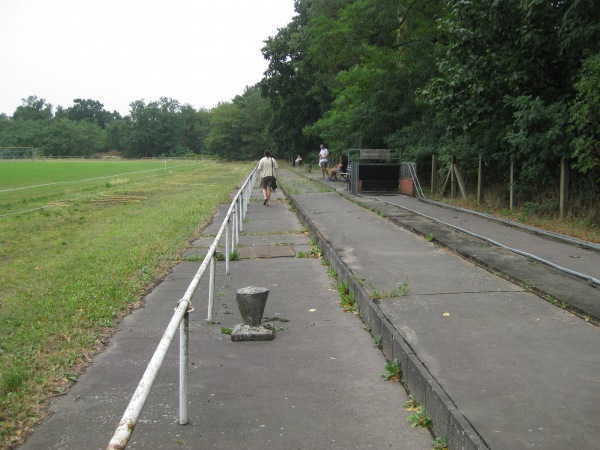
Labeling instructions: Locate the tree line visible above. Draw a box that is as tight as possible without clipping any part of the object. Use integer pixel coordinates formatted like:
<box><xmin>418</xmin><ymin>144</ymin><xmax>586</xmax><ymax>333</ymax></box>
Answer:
<box><xmin>261</xmin><ymin>0</ymin><xmax>599</xmax><ymax>209</ymax></box>
<box><xmin>0</xmin><ymin>86</ymin><xmax>270</xmax><ymax>161</ymax></box>
<box><xmin>1</xmin><ymin>0</ymin><xmax>599</xmax><ymax>209</ymax></box>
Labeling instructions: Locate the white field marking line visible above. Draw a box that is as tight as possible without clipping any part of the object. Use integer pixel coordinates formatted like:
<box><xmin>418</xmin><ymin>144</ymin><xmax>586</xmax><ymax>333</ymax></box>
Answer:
<box><xmin>0</xmin><ymin>163</ymin><xmax>198</xmax><ymax>194</ymax></box>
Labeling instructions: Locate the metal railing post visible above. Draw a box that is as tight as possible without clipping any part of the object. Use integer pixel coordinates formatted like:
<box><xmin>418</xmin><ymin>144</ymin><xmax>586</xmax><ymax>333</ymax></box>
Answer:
<box><xmin>225</xmin><ymin>218</ymin><xmax>231</xmax><ymax>275</ymax></box>
<box><xmin>179</xmin><ymin>310</ymin><xmax>189</xmax><ymax>425</ymax></box>
<box><xmin>238</xmin><ymin>197</ymin><xmax>244</xmax><ymax>232</ymax></box>
<box><xmin>107</xmin><ymin>300</ymin><xmax>189</xmax><ymax>450</ymax></box>
<box><xmin>206</xmin><ymin>255</ymin><xmax>215</xmax><ymax>322</ymax></box>
<box><xmin>234</xmin><ymin>205</ymin><xmax>239</xmax><ymax>247</ymax></box>
<box><xmin>107</xmin><ymin>167</ymin><xmax>258</xmax><ymax>449</ymax></box>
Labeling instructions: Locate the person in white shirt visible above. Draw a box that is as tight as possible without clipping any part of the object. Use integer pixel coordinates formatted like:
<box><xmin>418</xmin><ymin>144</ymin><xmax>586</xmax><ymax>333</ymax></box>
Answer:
<box><xmin>318</xmin><ymin>144</ymin><xmax>329</xmax><ymax>179</ymax></box>
<box><xmin>257</xmin><ymin>150</ymin><xmax>278</xmax><ymax>206</ymax></box>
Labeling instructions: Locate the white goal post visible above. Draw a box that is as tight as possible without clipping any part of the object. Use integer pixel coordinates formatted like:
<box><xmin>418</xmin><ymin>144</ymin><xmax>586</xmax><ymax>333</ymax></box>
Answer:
<box><xmin>0</xmin><ymin>147</ymin><xmax>40</xmax><ymax>160</ymax></box>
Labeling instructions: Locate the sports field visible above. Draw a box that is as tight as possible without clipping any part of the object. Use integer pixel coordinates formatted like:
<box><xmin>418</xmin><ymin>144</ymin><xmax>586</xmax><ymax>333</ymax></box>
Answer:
<box><xmin>0</xmin><ymin>159</ymin><xmax>204</xmax><ymax>216</ymax></box>
<box><xmin>0</xmin><ymin>159</ymin><xmax>253</xmax><ymax>447</ymax></box>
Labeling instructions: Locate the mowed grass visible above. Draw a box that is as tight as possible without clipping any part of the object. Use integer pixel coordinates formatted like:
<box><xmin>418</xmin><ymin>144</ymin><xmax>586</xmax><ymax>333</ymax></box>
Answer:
<box><xmin>0</xmin><ymin>159</ymin><xmax>195</xmax><ymax>215</ymax></box>
<box><xmin>0</xmin><ymin>160</ymin><xmax>253</xmax><ymax>447</ymax></box>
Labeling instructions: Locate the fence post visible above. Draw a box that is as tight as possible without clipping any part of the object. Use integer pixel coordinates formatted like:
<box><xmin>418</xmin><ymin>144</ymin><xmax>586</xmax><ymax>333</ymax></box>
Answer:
<box><xmin>431</xmin><ymin>155</ymin><xmax>438</xmax><ymax>195</ymax></box>
<box><xmin>477</xmin><ymin>155</ymin><xmax>483</xmax><ymax>204</ymax></box>
<box><xmin>560</xmin><ymin>157</ymin><xmax>569</xmax><ymax>219</ymax></box>
<box><xmin>509</xmin><ymin>155</ymin><xmax>516</xmax><ymax>211</ymax></box>
<box><xmin>450</xmin><ymin>156</ymin><xmax>456</xmax><ymax>198</ymax></box>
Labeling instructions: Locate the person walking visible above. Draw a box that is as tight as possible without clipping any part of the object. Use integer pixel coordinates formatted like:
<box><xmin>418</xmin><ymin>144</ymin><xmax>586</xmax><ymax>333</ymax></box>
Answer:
<box><xmin>318</xmin><ymin>144</ymin><xmax>329</xmax><ymax>179</ymax></box>
<box><xmin>257</xmin><ymin>150</ymin><xmax>278</xmax><ymax>206</ymax></box>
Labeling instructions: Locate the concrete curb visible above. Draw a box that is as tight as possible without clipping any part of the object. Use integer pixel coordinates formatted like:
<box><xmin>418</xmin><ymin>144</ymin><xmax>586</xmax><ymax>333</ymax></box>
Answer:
<box><xmin>284</xmin><ymin>189</ymin><xmax>490</xmax><ymax>450</ymax></box>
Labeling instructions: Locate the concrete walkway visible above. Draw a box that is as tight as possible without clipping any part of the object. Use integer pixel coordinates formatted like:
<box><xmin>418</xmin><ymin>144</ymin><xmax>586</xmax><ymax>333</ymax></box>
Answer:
<box><xmin>21</xmin><ymin>166</ymin><xmax>599</xmax><ymax>450</ymax></box>
<box><xmin>21</xmin><ymin>174</ymin><xmax>432</xmax><ymax>449</ymax></box>
<box><xmin>286</xmin><ymin>167</ymin><xmax>599</xmax><ymax>449</ymax></box>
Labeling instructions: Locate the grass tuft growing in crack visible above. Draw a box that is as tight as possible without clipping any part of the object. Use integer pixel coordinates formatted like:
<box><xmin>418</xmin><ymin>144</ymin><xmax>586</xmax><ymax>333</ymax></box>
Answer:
<box><xmin>336</xmin><ymin>281</ymin><xmax>357</xmax><ymax>313</ymax></box>
<box><xmin>381</xmin><ymin>359</ymin><xmax>402</xmax><ymax>382</ymax></box>
<box><xmin>370</xmin><ymin>278</ymin><xmax>411</xmax><ymax>299</ymax></box>
<box><xmin>407</xmin><ymin>406</ymin><xmax>432</xmax><ymax>428</ymax></box>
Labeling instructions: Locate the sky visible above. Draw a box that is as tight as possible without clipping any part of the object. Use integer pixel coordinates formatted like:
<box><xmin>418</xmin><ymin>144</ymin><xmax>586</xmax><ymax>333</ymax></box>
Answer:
<box><xmin>0</xmin><ymin>0</ymin><xmax>296</xmax><ymax>117</ymax></box>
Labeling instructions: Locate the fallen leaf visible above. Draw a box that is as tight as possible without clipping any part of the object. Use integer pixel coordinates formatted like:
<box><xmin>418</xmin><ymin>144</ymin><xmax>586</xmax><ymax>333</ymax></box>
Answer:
<box><xmin>442</xmin><ymin>312</ymin><xmax>450</xmax><ymax>317</ymax></box>
<box><xmin>309</xmin><ymin>308</ymin><xmax>316</xmax><ymax>312</ymax></box>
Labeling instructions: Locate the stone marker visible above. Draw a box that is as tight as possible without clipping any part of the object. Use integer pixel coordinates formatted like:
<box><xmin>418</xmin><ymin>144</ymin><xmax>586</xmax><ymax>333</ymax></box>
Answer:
<box><xmin>231</xmin><ymin>286</ymin><xmax>275</xmax><ymax>342</ymax></box>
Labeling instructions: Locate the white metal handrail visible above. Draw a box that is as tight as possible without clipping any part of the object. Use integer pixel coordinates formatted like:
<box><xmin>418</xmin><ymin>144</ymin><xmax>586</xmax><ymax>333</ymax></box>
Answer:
<box><xmin>107</xmin><ymin>166</ymin><xmax>259</xmax><ymax>450</ymax></box>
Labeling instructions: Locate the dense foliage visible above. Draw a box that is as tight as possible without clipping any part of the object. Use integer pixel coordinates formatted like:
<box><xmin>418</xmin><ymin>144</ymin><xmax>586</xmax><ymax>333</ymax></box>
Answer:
<box><xmin>1</xmin><ymin>0</ymin><xmax>599</xmax><ymax>206</ymax></box>
<box><xmin>0</xmin><ymin>87</ymin><xmax>269</xmax><ymax>162</ymax></box>
<box><xmin>260</xmin><ymin>0</ymin><xmax>599</xmax><ymax>209</ymax></box>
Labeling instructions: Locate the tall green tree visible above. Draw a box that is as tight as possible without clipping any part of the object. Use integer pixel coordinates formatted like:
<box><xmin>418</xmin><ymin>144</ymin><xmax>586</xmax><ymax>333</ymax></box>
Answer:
<box><xmin>179</xmin><ymin>105</ymin><xmax>211</xmax><ymax>155</ymax></box>
<box><xmin>206</xmin><ymin>85</ymin><xmax>271</xmax><ymax>161</ymax></box>
<box><xmin>563</xmin><ymin>0</ymin><xmax>600</xmax><ymax>175</ymax></box>
<box><xmin>261</xmin><ymin>0</ymin><xmax>323</xmax><ymax>157</ymax></box>
<box><xmin>56</xmin><ymin>99</ymin><xmax>120</xmax><ymax>128</ymax></box>
<box><xmin>41</xmin><ymin>119</ymin><xmax>105</xmax><ymax>156</ymax></box>
<box><xmin>420</xmin><ymin>0</ymin><xmax>600</xmax><ymax>186</ymax></box>
<box><xmin>205</xmin><ymin>101</ymin><xmax>242</xmax><ymax>160</ymax></box>
<box><xmin>124</xmin><ymin>98</ymin><xmax>183</xmax><ymax>157</ymax></box>
<box><xmin>570</xmin><ymin>53</ymin><xmax>600</xmax><ymax>174</ymax></box>
<box><xmin>234</xmin><ymin>85</ymin><xmax>271</xmax><ymax>160</ymax></box>
<box><xmin>12</xmin><ymin>96</ymin><xmax>53</xmax><ymax>121</ymax></box>
<box><xmin>306</xmin><ymin>0</ymin><xmax>443</xmax><ymax>152</ymax></box>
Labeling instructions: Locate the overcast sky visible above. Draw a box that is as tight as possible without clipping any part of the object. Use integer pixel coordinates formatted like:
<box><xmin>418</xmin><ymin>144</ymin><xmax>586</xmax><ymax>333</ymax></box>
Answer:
<box><xmin>0</xmin><ymin>0</ymin><xmax>296</xmax><ymax>117</ymax></box>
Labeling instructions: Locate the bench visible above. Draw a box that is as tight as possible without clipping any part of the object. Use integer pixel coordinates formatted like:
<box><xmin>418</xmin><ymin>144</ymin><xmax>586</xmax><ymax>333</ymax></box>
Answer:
<box><xmin>338</xmin><ymin>163</ymin><xmax>351</xmax><ymax>182</ymax></box>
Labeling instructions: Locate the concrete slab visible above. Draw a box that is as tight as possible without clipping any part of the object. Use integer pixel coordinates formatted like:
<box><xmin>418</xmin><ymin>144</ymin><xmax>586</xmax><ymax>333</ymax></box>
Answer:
<box><xmin>297</xmin><ymin>192</ymin><xmax>521</xmax><ymax>297</ymax></box>
<box><xmin>237</xmin><ymin>244</ymin><xmax>295</xmax><ymax>259</ymax></box>
<box><xmin>378</xmin><ymin>291</ymin><xmax>600</xmax><ymax>450</ymax></box>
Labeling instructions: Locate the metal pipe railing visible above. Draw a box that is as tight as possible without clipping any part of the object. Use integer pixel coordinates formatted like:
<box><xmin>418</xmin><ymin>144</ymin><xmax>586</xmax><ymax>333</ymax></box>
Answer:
<box><xmin>107</xmin><ymin>166</ymin><xmax>259</xmax><ymax>450</ymax></box>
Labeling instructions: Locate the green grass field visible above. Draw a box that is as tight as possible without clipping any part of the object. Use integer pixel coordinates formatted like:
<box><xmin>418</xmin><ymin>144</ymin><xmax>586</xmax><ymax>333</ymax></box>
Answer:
<box><xmin>0</xmin><ymin>160</ymin><xmax>203</xmax><ymax>216</ymax></box>
<box><xmin>0</xmin><ymin>159</ymin><xmax>253</xmax><ymax>447</ymax></box>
